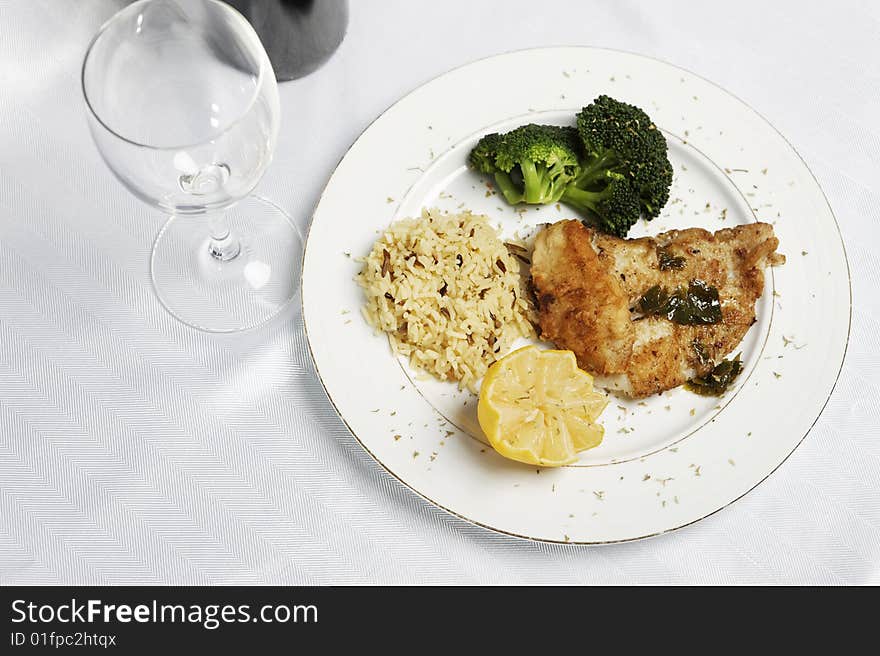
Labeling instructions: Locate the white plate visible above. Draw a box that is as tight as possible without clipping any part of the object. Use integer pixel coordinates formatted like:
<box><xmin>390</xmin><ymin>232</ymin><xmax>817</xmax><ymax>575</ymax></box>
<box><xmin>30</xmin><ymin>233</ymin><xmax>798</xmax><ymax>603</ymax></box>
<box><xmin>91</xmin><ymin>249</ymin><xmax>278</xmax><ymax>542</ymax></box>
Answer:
<box><xmin>302</xmin><ymin>47</ymin><xmax>850</xmax><ymax>543</ymax></box>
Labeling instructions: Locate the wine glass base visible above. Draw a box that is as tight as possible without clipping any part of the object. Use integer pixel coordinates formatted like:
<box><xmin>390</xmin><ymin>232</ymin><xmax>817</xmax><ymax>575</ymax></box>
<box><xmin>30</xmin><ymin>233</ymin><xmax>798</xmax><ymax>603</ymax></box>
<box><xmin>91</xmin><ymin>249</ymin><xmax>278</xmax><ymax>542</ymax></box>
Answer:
<box><xmin>151</xmin><ymin>195</ymin><xmax>302</xmax><ymax>333</ymax></box>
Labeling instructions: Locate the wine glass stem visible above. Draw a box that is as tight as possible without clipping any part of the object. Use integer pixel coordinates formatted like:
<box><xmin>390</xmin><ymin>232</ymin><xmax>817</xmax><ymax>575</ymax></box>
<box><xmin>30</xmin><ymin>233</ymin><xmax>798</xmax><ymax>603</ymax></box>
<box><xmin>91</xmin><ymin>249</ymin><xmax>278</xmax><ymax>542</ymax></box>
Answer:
<box><xmin>207</xmin><ymin>211</ymin><xmax>241</xmax><ymax>262</ymax></box>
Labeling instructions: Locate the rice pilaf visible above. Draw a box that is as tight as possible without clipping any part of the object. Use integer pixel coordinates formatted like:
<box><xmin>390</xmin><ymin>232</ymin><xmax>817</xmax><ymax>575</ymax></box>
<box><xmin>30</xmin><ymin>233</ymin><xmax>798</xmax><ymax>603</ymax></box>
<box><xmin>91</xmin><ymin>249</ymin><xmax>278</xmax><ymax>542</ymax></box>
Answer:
<box><xmin>358</xmin><ymin>209</ymin><xmax>535</xmax><ymax>392</ymax></box>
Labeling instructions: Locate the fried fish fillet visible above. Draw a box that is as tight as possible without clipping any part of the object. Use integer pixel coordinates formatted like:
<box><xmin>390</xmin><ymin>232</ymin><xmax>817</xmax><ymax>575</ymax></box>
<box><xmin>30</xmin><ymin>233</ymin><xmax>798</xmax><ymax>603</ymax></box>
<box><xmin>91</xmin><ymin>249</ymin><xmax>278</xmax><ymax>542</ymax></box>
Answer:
<box><xmin>531</xmin><ymin>220</ymin><xmax>784</xmax><ymax>397</ymax></box>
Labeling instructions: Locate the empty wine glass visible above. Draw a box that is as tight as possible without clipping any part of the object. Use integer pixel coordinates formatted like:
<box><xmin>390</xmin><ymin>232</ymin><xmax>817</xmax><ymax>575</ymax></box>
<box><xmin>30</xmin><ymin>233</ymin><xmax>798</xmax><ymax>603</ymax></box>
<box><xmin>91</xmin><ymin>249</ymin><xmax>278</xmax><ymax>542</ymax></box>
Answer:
<box><xmin>82</xmin><ymin>0</ymin><xmax>300</xmax><ymax>332</ymax></box>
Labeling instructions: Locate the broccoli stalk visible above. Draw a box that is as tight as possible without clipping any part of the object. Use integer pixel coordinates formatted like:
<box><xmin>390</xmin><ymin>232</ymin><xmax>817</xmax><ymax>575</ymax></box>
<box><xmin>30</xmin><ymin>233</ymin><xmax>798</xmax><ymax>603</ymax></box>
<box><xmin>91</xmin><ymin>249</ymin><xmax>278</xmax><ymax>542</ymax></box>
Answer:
<box><xmin>514</xmin><ymin>157</ymin><xmax>574</xmax><ymax>204</ymax></box>
<box><xmin>570</xmin><ymin>149</ymin><xmax>620</xmax><ymax>187</ymax></box>
<box><xmin>491</xmin><ymin>170</ymin><xmax>525</xmax><ymax>205</ymax></box>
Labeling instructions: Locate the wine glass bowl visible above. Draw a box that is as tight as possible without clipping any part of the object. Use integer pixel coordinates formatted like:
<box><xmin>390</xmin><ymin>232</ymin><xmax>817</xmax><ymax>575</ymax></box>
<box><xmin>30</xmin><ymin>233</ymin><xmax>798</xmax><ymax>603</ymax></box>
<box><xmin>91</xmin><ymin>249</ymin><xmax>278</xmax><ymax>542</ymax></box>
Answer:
<box><xmin>82</xmin><ymin>0</ymin><xmax>299</xmax><ymax>332</ymax></box>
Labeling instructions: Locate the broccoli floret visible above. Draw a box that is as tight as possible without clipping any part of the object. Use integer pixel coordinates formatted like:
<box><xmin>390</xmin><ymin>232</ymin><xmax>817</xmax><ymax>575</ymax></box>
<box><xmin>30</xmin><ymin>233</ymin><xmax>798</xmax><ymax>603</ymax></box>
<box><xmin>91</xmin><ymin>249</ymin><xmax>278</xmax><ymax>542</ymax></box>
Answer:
<box><xmin>574</xmin><ymin>95</ymin><xmax>673</xmax><ymax>219</ymax></box>
<box><xmin>560</xmin><ymin>172</ymin><xmax>641</xmax><ymax>238</ymax></box>
<box><xmin>636</xmin><ymin>156</ymin><xmax>673</xmax><ymax>218</ymax></box>
<box><xmin>468</xmin><ymin>132</ymin><xmax>524</xmax><ymax>204</ymax></box>
<box><xmin>495</xmin><ymin>125</ymin><xmax>582</xmax><ymax>204</ymax></box>
<box><xmin>468</xmin><ymin>98</ymin><xmax>672</xmax><ymax>238</ymax></box>
<box><xmin>469</xmin><ymin>132</ymin><xmax>503</xmax><ymax>175</ymax></box>
<box><xmin>469</xmin><ymin>124</ymin><xmax>581</xmax><ymax>205</ymax></box>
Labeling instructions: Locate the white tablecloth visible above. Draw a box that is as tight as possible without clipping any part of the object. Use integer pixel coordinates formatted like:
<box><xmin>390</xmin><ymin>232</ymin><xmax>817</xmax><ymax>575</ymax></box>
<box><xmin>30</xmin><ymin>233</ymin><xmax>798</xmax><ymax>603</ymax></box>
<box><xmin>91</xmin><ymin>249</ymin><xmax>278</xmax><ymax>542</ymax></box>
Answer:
<box><xmin>1</xmin><ymin>0</ymin><xmax>877</xmax><ymax>585</ymax></box>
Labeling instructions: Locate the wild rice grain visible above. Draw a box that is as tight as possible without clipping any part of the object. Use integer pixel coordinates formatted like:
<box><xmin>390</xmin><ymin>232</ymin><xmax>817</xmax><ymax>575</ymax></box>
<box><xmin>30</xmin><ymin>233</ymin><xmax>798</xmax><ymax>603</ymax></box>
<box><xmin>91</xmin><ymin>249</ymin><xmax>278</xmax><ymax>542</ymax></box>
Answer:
<box><xmin>358</xmin><ymin>209</ymin><xmax>535</xmax><ymax>392</ymax></box>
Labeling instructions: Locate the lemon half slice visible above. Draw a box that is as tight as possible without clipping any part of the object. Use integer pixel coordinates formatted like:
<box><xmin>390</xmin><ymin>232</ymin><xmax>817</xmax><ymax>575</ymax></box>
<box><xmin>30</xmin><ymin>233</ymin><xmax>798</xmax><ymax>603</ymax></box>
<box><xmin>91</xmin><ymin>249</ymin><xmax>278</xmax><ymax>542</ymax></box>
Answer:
<box><xmin>478</xmin><ymin>346</ymin><xmax>608</xmax><ymax>466</ymax></box>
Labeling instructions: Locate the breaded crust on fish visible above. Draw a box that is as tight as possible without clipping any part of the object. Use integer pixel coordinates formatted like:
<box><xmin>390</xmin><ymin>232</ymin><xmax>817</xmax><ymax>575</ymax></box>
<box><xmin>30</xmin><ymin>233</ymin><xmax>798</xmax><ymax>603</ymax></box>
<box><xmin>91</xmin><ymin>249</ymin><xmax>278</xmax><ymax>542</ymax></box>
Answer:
<box><xmin>530</xmin><ymin>220</ymin><xmax>784</xmax><ymax>397</ymax></box>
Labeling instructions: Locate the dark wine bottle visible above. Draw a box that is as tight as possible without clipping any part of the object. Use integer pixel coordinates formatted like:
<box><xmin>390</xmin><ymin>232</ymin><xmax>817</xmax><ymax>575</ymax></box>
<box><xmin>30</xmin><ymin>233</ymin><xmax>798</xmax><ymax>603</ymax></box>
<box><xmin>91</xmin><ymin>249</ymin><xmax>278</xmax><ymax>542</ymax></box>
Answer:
<box><xmin>226</xmin><ymin>0</ymin><xmax>348</xmax><ymax>81</ymax></box>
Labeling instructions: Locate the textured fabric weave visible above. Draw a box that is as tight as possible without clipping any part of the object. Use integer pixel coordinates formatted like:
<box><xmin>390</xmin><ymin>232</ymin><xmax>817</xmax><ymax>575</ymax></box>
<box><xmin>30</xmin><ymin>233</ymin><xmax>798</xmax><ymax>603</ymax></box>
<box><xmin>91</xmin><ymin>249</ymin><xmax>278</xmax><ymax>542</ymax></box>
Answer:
<box><xmin>1</xmin><ymin>0</ymin><xmax>877</xmax><ymax>584</ymax></box>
